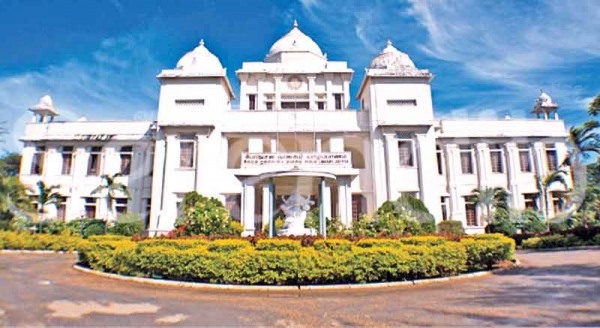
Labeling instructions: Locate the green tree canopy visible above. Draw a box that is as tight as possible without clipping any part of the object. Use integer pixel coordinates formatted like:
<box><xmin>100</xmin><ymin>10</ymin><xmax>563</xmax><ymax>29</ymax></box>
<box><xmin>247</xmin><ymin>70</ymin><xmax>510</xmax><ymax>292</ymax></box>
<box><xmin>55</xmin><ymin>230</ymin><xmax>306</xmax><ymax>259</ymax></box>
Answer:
<box><xmin>0</xmin><ymin>152</ymin><xmax>20</xmax><ymax>177</ymax></box>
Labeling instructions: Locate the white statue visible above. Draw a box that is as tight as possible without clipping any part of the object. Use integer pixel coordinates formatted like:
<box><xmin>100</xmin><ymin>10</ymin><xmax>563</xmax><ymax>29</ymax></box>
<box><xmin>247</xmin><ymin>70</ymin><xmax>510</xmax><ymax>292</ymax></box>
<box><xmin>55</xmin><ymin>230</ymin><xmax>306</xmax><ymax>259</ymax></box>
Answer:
<box><xmin>278</xmin><ymin>192</ymin><xmax>316</xmax><ymax>236</ymax></box>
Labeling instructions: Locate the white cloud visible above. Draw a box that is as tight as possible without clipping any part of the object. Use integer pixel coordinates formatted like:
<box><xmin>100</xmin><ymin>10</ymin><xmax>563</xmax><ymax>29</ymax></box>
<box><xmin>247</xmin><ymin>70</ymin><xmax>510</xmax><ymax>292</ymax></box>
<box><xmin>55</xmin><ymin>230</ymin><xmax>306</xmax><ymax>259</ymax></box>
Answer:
<box><xmin>0</xmin><ymin>31</ymin><xmax>162</xmax><ymax>151</ymax></box>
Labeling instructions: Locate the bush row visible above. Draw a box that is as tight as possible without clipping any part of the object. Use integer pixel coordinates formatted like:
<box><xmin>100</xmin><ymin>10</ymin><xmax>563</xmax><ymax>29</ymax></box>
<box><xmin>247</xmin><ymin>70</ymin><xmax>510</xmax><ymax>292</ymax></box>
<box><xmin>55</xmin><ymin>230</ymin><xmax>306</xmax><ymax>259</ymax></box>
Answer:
<box><xmin>0</xmin><ymin>231</ymin><xmax>84</xmax><ymax>252</ymax></box>
<box><xmin>75</xmin><ymin>233</ymin><xmax>515</xmax><ymax>285</ymax></box>
<box><xmin>522</xmin><ymin>234</ymin><xmax>600</xmax><ymax>249</ymax></box>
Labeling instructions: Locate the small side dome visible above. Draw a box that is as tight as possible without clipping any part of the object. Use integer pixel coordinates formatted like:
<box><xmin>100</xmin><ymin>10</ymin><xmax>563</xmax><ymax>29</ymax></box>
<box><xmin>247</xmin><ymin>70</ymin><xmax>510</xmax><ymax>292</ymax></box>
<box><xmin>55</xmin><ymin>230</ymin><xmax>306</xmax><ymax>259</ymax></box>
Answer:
<box><xmin>265</xmin><ymin>20</ymin><xmax>325</xmax><ymax>62</ymax></box>
<box><xmin>369</xmin><ymin>40</ymin><xmax>416</xmax><ymax>69</ymax></box>
<box><xmin>29</xmin><ymin>95</ymin><xmax>59</xmax><ymax>115</ymax></box>
<box><xmin>536</xmin><ymin>90</ymin><xmax>558</xmax><ymax>108</ymax></box>
<box><xmin>175</xmin><ymin>39</ymin><xmax>223</xmax><ymax>73</ymax></box>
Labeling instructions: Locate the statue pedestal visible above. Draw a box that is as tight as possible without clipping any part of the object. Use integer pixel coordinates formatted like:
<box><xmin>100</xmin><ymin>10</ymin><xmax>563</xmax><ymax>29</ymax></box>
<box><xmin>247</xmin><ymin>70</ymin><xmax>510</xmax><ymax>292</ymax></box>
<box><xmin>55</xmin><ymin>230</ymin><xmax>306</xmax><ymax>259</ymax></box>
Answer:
<box><xmin>277</xmin><ymin>227</ymin><xmax>316</xmax><ymax>236</ymax></box>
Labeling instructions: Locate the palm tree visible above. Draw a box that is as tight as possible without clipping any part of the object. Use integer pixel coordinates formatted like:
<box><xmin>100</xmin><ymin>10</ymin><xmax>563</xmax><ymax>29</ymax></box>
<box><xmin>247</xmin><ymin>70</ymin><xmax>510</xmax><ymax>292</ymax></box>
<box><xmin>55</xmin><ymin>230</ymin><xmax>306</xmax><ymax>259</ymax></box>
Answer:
<box><xmin>31</xmin><ymin>180</ymin><xmax>62</xmax><ymax>222</ymax></box>
<box><xmin>536</xmin><ymin>169</ymin><xmax>568</xmax><ymax>221</ymax></box>
<box><xmin>562</xmin><ymin>120</ymin><xmax>600</xmax><ymax>168</ymax></box>
<box><xmin>470</xmin><ymin>186</ymin><xmax>509</xmax><ymax>229</ymax></box>
<box><xmin>92</xmin><ymin>173</ymin><xmax>130</xmax><ymax>220</ymax></box>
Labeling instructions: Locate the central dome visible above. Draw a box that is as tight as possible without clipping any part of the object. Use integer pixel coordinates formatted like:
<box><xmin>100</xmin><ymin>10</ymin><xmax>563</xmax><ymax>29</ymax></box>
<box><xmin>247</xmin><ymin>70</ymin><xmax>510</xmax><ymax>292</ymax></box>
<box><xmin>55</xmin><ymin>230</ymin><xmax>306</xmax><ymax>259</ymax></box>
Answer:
<box><xmin>265</xmin><ymin>20</ymin><xmax>325</xmax><ymax>62</ymax></box>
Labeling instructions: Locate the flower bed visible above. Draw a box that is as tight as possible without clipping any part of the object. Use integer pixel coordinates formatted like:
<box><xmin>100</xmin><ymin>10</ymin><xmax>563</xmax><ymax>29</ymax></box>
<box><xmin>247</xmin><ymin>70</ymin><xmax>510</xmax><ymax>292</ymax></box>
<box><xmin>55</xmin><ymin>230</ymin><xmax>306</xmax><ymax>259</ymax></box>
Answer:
<box><xmin>75</xmin><ymin>233</ymin><xmax>514</xmax><ymax>285</ymax></box>
<box><xmin>0</xmin><ymin>231</ymin><xmax>515</xmax><ymax>285</ymax></box>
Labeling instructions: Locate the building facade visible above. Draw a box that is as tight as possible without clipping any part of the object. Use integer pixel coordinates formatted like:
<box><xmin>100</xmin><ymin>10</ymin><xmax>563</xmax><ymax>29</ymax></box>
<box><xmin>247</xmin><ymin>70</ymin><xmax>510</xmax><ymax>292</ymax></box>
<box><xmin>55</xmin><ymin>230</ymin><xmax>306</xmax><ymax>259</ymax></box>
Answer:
<box><xmin>19</xmin><ymin>22</ymin><xmax>571</xmax><ymax>235</ymax></box>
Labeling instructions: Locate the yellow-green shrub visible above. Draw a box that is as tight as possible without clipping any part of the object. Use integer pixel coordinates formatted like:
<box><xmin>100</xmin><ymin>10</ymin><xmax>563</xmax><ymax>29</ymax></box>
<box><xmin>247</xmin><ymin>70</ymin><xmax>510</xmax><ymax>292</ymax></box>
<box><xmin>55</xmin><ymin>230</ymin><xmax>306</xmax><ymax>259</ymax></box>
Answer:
<box><xmin>255</xmin><ymin>239</ymin><xmax>301</xmax><ymax>252</ymax></box>
<box><xmin>313</xmin><ymin>239</ymin><xmax>352</xmax><ymax>252</ymax></box>
<box><xmin>137</xmin><ymin>238</ymin><xmax>208</xmax><ymax>250</ymax></box>
<box><xmin>356</xmin><ymin>238</ymin><xmax>402</xmax><ymax>248</ymax></box>
<box><xmin>0</xmin><ymin>231</ymin><xmax>83</xmax><ymax>252</ymax></box>
<box><xmin>206</xmin><ymin>239</ymin><xmax>251</xmax><ymax>252</ymax></box>
<box><xmin>399</xmin><ymin>236</ymin><xmax>447</xmax><ymax>246</ymax></box>
<box><xmin>460</xmin><ymin>236</ymin><xmax>515</xmax><ymax>270</ymax></box>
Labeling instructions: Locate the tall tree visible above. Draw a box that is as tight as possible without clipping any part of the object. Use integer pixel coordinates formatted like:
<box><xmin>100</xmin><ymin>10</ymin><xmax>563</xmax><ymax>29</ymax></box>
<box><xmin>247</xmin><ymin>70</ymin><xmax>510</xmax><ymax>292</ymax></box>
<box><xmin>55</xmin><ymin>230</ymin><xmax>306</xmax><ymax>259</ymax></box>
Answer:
<box><xmin>589</xmin><ymin>93</ymin><xmax>600</xmax><ymax>117</ymax></box>
<box><xmin>562</xmin><ymin>120</ymin><xmax>600</xmax><ymax>167</ymax></box>
<box><xmin>91</xmin><ymin>173</ymin><xmax>130</xmax><ymax>219</ymax></box>
<box><xmin>536</xmin><ymin>169</ymin><xmax>568</xmax><ymax>220</ymax></box>
<box><xmin>0</xmin><ymin>152</ymin><xmax>21</xmax><ymax>177</ymax></box>
<box><xmin>470</xmin><ymin>186</ymin><xmax>508</xmax><ymax>229</ymax></box>
<box><xmin>31</xmin><ymin>180</ymin><xmax>62</xmax><ymax>222</ymax></box>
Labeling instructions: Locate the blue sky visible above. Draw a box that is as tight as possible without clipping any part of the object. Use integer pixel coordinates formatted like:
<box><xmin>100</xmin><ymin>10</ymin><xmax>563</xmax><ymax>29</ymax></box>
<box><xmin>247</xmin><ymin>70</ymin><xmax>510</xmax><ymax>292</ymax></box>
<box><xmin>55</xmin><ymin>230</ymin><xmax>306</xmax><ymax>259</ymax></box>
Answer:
<box><xmin>1</xmin><ymin>0</ymin><xmax>599</xmax><ymax>151</ymax></box>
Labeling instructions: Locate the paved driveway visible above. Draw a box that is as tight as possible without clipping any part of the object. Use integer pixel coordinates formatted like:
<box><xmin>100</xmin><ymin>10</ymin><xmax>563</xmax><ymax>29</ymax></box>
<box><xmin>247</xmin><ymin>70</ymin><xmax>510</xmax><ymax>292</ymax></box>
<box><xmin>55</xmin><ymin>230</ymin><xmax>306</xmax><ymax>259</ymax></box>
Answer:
<box><xmin>0</xmin><ymin>249</ymin><xmax>598</xmax><ymax>326</ymax></box>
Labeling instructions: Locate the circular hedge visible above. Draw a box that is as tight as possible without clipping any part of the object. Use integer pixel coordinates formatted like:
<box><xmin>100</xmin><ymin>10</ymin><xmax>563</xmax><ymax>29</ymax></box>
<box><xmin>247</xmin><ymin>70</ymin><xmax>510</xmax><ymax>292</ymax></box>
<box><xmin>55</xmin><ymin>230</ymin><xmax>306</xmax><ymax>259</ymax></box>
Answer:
<box><xmin>75</xmin><ymin>234</ymin><xmax>515</xmax><ymax>285</ymax></box>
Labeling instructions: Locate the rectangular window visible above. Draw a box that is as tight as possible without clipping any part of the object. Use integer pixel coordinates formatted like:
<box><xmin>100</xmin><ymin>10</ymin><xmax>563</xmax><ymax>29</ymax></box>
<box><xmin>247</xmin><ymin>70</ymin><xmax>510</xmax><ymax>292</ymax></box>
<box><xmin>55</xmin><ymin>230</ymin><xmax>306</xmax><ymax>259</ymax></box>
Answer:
<box><xmin>352</xmin><ymin>194</ymin><xmax>365</xmax><ymax>221</ymax></box>
<box><xmin>460</xmin><ymin>145</ymin><xmax>474</xmax><ymax>174</ymax></box>
<box><xmin>175</xmin><ymin>99</ymin><xmax>204</xmax><ymax>106</ymax></box>
<box><xmin>248</xmin><ymin>94</ymin><xmax>256</xmax><ymax>110</ymax></box>
<box><xmin>144</xmin><ymin>198</ymin><xmax>151</xmax><ymax>229</ymax></box>
<box><xmin>30</xmin><ymin>146</ymin><xmax>46</xmax><ymax>175</ymax></box>
<box><xmin>57</xmin><ymin>196</ymin><xmax>67</xmax><ymax>221</ymax></box>
<box><xmin>519</xmin><ymin>144</ymin><xmax>532</xmax><ymax>172</ymax></box>
<box><xmin>61</xmin><ymin>146</ymin><xmax>74</xmax><ymax>175</ymax></box>
<box><xmin>387</xmin><ymin>99</ymin><xmax>417</xmax><ymax>107</ymax></box>
<box><xmin>115</xmin><ymin>198</ymin><xmax>128</xmax><ymax>215</ymax></box>
<box><xmin>546</xmin><ymin>144</ymin><xmax>557</xmax><ymax>171</ymax></box>
<box><xmin>489</xmin><ymin>144</ymin><xmax>504</xmax><ymax>173</ymax></box>
<box><xmin>398</xmin><ymin>140</ymin><xmax>414</xmax><ymax>167</ymax></box>
<box><xmin>266</xmin><ymin>102</ymin><xmax>273</xmax><ymax>110</ymax></box>
<box><xmin>441</xmin><ymin>197</ymin><xmax>449</xmax><ymax>221</ymax></box>
<box><xmin>524</xmin><ymin>193</ymin><xmax>538</xmax><ymax>210</ymax></box>
<box><xmin>179</xmin><ymin>137</ymin><xmax>195</xmax><ymax>169</ymax></box>
<box><xmin>120</xmin><ymin>146</ymin><xmax>133</xmax><ymax>175</ymax></box>
<box><xmin>465</xmin><ymin>199</ymin><xmax>477</xmax><ymax>226</ymax></box>
<box><xmin>334</xmin><ymin>94</ymin><xmax>343</xmax><ymax>110</ymax></box>
<box><xmin>317</xmin><ymin>101</ymin><xmax>325</xmax><ymax>110</ymax></box>
<box><xmin>87</xmin><ymin>146</ymin><xmax>102</xmax><ymax>176</ymax></box>
<box><xmin>436</xmin><ymin>145</ymin><xmax>444</xmax><ymax>175</ymax></box>
<box><xmin>224</xmin><ymin>194</ymin><xmax>241</xmax><ymax>222</ymax></box>
<box><xmin>551</xmin><ymin>191</ymin><xmax>564</xmax><ymax>213</ymax></box>
<box><xmin>281</xmin><ymin>101</ymin><xmax>309</xmax><ymax>109</ymax></box>
<box><xmin>83</xmin><ymin>197</ymin><xmax>97</xmax><ymax>218</ymax></box>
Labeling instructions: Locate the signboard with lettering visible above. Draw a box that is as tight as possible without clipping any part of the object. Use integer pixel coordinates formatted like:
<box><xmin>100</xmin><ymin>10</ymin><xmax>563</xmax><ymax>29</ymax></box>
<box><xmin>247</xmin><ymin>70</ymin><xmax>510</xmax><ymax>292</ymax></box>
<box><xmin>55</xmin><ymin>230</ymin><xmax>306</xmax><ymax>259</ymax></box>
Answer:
<box><xmin>241</xmin><ymin>152</ymin><xmax>352</xmax><ymax>169</ymax></box>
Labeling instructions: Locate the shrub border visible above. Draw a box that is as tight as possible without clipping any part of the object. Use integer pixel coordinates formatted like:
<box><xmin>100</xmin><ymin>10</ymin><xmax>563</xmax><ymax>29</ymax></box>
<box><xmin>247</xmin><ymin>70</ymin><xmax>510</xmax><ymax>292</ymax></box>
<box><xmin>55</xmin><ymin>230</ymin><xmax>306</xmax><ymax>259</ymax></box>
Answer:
<box><xmin>71</xmin><ymin>260</ymin><xmax>518</xmax><ymax>291</ymax></box>
<box><xmin>518</xmin><ymin>245</ymin><xmax>600</xmax><ymax>253</ymax></box>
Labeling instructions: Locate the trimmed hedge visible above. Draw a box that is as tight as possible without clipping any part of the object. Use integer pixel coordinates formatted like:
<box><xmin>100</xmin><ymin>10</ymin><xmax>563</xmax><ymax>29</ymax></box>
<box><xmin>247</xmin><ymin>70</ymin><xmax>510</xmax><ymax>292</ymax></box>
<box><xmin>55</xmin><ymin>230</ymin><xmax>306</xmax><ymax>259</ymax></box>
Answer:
<box><xmin>522</xmin><ymin>234</ymin><xmax>600</xmax><ymax>249</ymax></box>
<box><xmin>0</xmin><ymin>231</ymin><xmax>515</xmax><ymax>285</ymax></box>
<box><xmin>0</xmin><ymin>231</ymin><xmax>84</xmax><ymax>252</ymax></box>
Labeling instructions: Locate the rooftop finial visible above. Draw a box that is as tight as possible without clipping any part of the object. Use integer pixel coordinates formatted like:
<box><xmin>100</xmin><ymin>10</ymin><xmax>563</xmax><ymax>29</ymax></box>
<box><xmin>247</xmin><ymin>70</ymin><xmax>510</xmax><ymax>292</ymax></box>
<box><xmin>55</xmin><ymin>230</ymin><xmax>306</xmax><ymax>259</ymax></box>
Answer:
<box><xmin>199</xmin><ymin>39</ymin><xmax>205</xmax><ymax>47</ymax></box>
<box><xmin>386</xmin><ymin>39</ymin><xmax>392</xmax><ymax>47</ymax></box>
<box><xmin>293</xmin><ymin>19</ymin><xmax>298</xmax><ymax>28</ymax></box>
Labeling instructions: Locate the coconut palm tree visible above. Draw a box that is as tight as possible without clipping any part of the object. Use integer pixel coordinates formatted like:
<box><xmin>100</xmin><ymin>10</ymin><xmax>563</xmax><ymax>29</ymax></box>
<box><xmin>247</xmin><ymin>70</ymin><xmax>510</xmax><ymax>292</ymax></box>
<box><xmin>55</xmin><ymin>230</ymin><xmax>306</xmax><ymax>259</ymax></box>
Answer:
<box><xmin>562</xmin><ymin>120</ymin><xmax>600</xmax><ymax>168</ymax></box>
<box><xmin>470</xmin><ymin>186</ymin><xmax>509</xmax><ymax>230</ymax></box>
<box><xmin>536</xmin><ymin>169</ymin><xmax>568</xmax><ymax>221</ymax></box>
<box><xmin>31</xmin><ymin>180</ymin><xmax>62</xmax><ymax>222</ymax></box>
<box><xmin>91</xmin><ymin>173</ymin><xmax>130</xmax><ymax>219</ymax></box>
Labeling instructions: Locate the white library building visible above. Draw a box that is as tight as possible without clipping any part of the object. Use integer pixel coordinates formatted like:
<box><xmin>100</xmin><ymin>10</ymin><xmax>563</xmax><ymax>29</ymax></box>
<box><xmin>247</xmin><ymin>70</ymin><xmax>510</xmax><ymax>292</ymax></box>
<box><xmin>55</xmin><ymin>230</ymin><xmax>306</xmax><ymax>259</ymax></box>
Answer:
<box><xmin>19</xmin><ymin>21</ymin><xmax>570</xmax><ymax>235</ymax></box>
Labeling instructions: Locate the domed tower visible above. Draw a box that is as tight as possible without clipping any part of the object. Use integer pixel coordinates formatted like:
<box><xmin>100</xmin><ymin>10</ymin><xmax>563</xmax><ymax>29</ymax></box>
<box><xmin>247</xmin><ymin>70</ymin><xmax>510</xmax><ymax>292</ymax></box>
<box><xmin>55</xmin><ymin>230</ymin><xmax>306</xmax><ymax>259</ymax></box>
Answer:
<box><xmin>357</xmin><ymin>40</ymin><xmax>434</xmax><ymax>124</ymax></box>
<box><xmin>531</xmin><ymin>90</ymin><xmax>560</xmax><ymax>120</ymax></box>
<box><xmin>264</xmin><ymin>20</ymin><xmax>327</xmax><ymax>65</ymax></box>
<box><xmin>29</xmin><ymin>95</ymin><xmax>59</xmax><ymax>123</ymax></box>
<box><xmin>156</xmin><ymin>39</ymin><xmax>234</xmax><ymax>125</ymax></box>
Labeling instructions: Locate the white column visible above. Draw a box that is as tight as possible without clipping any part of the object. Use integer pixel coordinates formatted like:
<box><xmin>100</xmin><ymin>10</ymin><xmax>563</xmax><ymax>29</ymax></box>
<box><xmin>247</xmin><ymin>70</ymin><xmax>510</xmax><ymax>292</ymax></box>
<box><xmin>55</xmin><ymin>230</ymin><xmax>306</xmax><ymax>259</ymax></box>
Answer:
<box><xmin>242</xmin><ymin>181</ymin><xmax>255</xmax><ymax>236</ymax></box>
<box><xmin>475</xmin><ymin>143</ymin><xmax>490</xmax><ymax>187</ymax></box>
<box><xmin>270</xmin><ymin>138</ymin><xmax>277</xmax><ymax>153</ymax></box>
<box><xmin>337</xmin><ymin>177</ymin><xmax>352</xmax><ymax>226</ymax></box>
<box><xmin>19</xmin><ymin>143</ymin><xmax>35</xmax><ymax>176</ymax></box>
<box><xmin>416</xmin><ymin>132</ymin><xmax>442</xmax><ymax>222</ymax></box>
<box><xmin>322</xmin><ymin>181</ymin><xmax>332</xmax><ymax>220</ymax></box>
<box><xmin>248</xmin><ymin>138</ymin><xmax>264</xmax><ymax>153</ymax></box>
<box><xmin>342</xmin><ymin>79</ymin><xmax>350</xmax><ymax>109</ymax></box>
<box><xmin>239</xmin><ymin>76</ymin><xmax>248</xmax><ymax>110</ymax></box>
<box><xmin>194</xmin><ymin>134</ymin><xmax>208</xmax><ymax>194</ymax></box>
<box><xmin>262</xmin><ymin>183</ymin><xmax>270</xmax><ymax>229</ymax></box>
<box><xmin>149</xmin><ymin>135</ymin><xmax>166</xmax><ymax>236</ymax></box>
<box><xmin>274</xmin><ymin>76</ymin><xmax>282</xmax><ymax>110</ymax></box>
<box><xmin>532</xmin><ymin>142</ymin><xmax>546</xmax><ymax>177</ymax></box>
<box><xmin>315</xmin><ymin>138</ymin><xmax>322</xmax><ymax>153</ymax></box>
<box><xmin>325</xmin><ymin>75</ymin><xmax>333</xmax><ymax>111</ymax></box>
<box><xmin>307</xmin><ymin>75</ymin><xmax>316</xmax><ymax>110</ymax></box>
<box><xmin>444</xmin><ymin>143</ymin><xmax>463</xmax><ymax>221</ymax></box>
<box><xmin>504</xmin><ymin>142</ymin><xmax>521</xmax><ymax>208</ymax></box>
<box><xmin>383</xmin><ymin>134</ymin><xmax>399</xmax><ymax>201</ymax></box>
<box><xmin>158</xmin><ymin>134</ymin><xmax>178</xmax><ymax>233</ymax></box>
<box><xmin>329</xmin><ymin>136</ymin><xmax>344</xmax><ymax>152</ymax></box>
